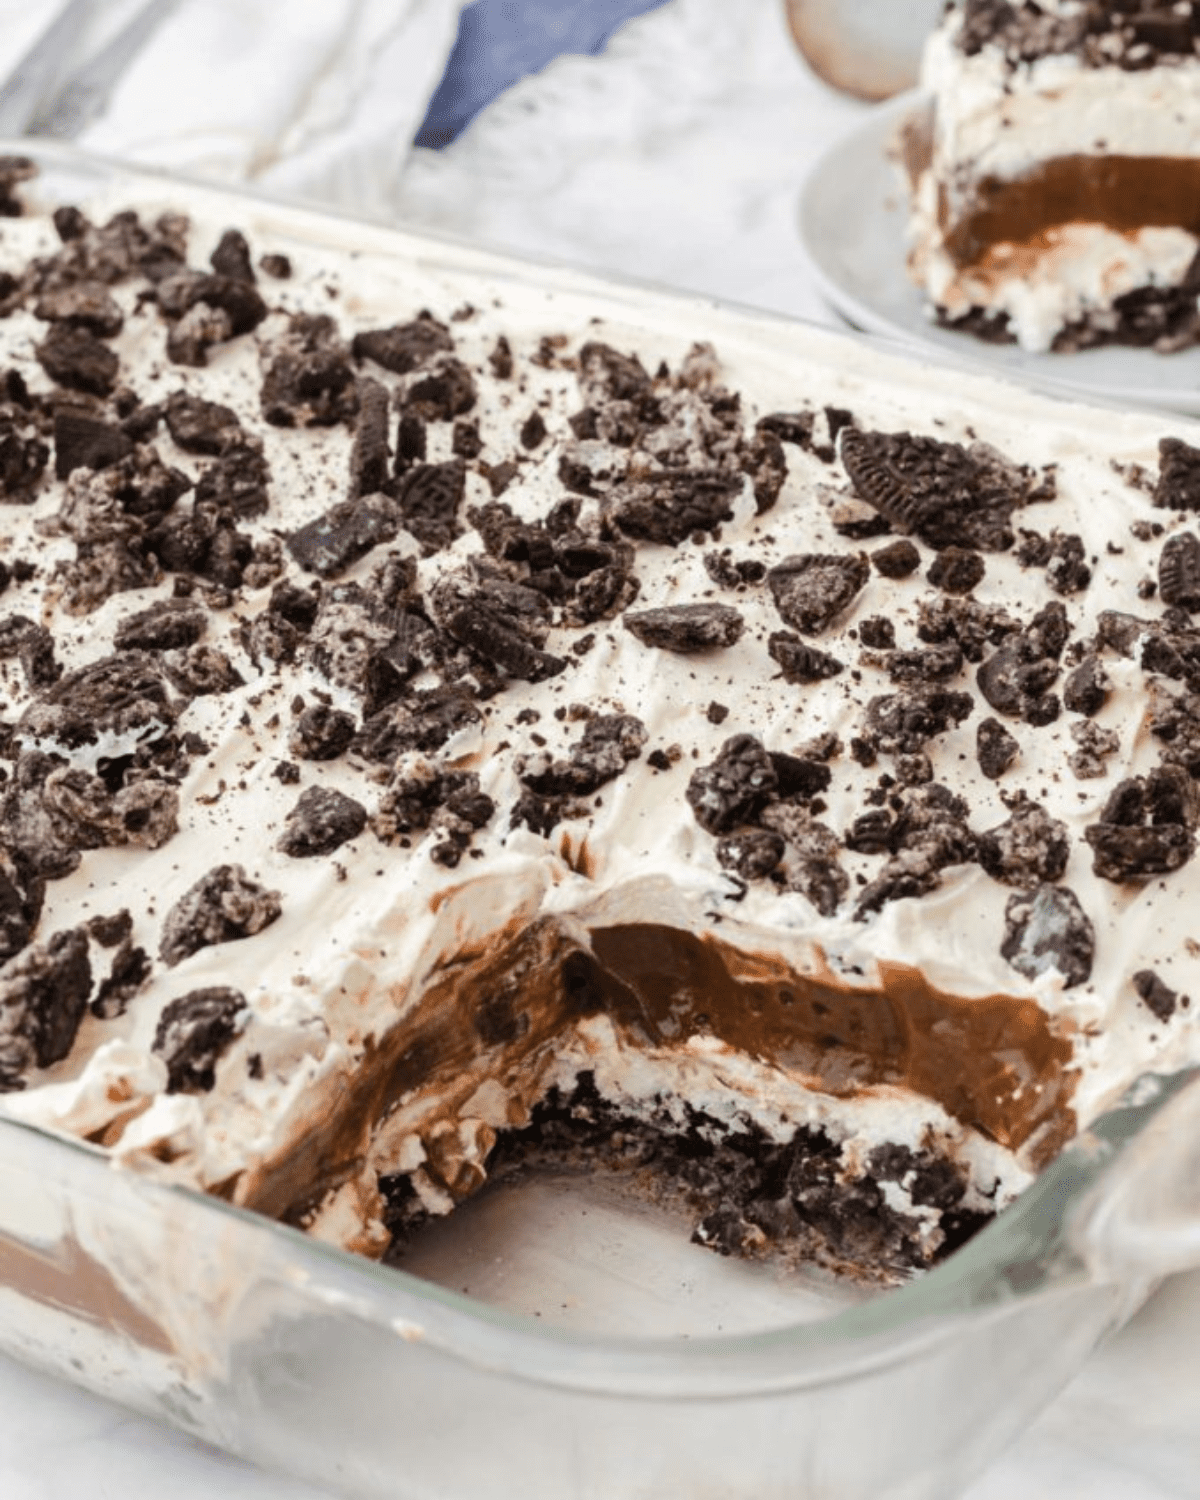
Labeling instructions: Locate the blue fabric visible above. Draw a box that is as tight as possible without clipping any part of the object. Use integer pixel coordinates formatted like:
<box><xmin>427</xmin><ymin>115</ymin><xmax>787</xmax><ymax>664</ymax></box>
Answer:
<box><xmin>415</xmin><ymin>0</ymin><xmax>672</xmax><ymax>148</ymax></box>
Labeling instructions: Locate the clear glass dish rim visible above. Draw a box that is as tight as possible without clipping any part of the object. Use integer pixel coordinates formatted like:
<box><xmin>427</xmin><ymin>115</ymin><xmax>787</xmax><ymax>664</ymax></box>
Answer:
<box><xmin>0</xmin><ymin>133</ymin><xmax>1193</xmax><ymax>1400</ymax></box>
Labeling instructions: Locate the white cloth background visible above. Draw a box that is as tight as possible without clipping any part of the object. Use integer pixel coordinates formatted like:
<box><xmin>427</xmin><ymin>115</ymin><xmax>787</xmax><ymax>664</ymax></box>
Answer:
<box><xmin>0</xmin><ymin>1</ymin><xmax>1196</xmax><ymax>1496</ymax></box>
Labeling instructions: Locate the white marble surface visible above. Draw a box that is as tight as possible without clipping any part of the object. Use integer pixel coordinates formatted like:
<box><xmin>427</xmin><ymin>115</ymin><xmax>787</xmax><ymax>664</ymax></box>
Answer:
<box><xmin>0</xmin><ymin>0</ymin><xmax>1199</xmax><ymax>1495</ymax></box>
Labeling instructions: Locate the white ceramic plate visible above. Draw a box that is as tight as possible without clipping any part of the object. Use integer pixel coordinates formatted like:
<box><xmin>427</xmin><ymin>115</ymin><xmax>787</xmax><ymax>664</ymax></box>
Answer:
<box><xmin>799</xmin><ymin>90</ymin><xmax>1200</xmax><ymax>417</ymax></box>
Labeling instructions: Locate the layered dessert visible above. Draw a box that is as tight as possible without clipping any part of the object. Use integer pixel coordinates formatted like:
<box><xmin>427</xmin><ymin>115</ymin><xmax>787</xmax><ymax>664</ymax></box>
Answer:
<box><xmin>904</xmin><ymin>0</ymin><xmax>1200</xmax><ymax>352</ymax></box>
<box><xmin>0</xmin><ymin>156</ymin><xmax>1197</xmax><ymax>1290</ymax></box>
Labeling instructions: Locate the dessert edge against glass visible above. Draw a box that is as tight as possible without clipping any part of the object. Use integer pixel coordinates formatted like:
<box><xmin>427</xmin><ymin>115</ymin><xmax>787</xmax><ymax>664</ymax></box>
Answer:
<box><xmin>903</xmin><ymin>0</ymin><xmax>1200</xmax><ymax>355</ymax></box>
<box><xmin>0</xmin><ymin>144</ymin><xmax>1197</xmax><ymax>1299</ymax></box>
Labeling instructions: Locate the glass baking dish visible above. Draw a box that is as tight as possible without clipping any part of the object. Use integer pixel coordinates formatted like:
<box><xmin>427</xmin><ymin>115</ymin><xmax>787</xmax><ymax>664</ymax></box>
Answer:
<box><xmin>2</xmin><ymin>139</ymin><xmax>1200</xmax><ymax>1500</ymax></box>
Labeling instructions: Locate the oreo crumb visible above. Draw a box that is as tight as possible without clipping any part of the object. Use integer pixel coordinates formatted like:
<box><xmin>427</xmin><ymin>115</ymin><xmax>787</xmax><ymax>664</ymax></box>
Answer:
<box><xmin>1132</xmin><ymin>970</ymin><xmax>1180</xmax><ymax>1023</ymax></box>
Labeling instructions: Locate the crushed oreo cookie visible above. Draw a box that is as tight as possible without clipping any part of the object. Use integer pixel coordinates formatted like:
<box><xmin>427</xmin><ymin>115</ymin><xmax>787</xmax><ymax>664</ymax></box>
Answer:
<box><xmin>277</xmin><ymin>786</ymin><xmax>368</xmax><ymax>857</ymax></box>
<box><xmin>152</xmin><ymin>987</ymin><xmax>247</xmax><ymax>1092</ymax></box>
<box><xmin>841</xmin><ymin>428</ymin><xmax>1046</xmax><ymax>552</ymax></box>
<box><xmin>159</xmin><ymin>864</ymin><xmax>282</xmax><ymax>967</ymax></box>
<box><xmin>978</xmin><ymin>796</ymin><xmax>1070</xmax><ymax>890</ymax></box>
<box><xmin>0</xmin><ymin>927</ymin><xmax>92</xmax><ymax>1087</ymax></box>
<box><xmin>766</xmin><ymin>552</ymin><xmax>869</xmax><ymax>635</ymax></box>
<box><xmin>1083</xmin><ymin>767</ymin><xmax>1196</xmax><ymax>882</ymax></box>
<box><xmin>623</xmin><ymin>602</ymin><xmax>744</xmax><ymax>653</ymax></box>
<box><xmin>1001</xmin><ymin>884</ymin><xmax>1094</xmax><ymax>989</ymax></box>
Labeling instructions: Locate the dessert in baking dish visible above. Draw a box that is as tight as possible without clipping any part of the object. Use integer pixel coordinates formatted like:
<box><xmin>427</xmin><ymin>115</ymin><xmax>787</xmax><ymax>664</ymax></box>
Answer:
<box><xmin>0</xmin><ymin>155</ymin><xmax>1197</xmax><ymax>1286</ymax></box>
<box><xmin>904</xmin><ymin>0</ymin><xmax>1200</xmax><ymax>353</ymax></box>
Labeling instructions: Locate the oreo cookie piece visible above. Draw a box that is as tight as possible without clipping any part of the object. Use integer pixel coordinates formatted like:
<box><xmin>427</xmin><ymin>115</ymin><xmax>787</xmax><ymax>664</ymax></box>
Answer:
<box><xmin>854</xmin><ymin>784</ymin><xmax>977</xmax><ymax>916</ymax></box>
<box><xmin>768</xmin><ymin>631</ymin><xmax>844</xmax><ymax>683</ymax></box>
<box><xmin>36</xmin><ymin>323</ymin><xmax>119</xmax><ymax>397</ymax></box>
<box><xmin>0</xmin><ymin>849</ymin><xmax>43</xmax><ymax>965</ymax></box>
<box><xmin>766</xmin><ymin>552</ymin><xmax>869</xmax><ymax>635</ymax></box>
<box><xmin>33</xmin><ymin>282</ymin><xmax>123</xmax><ymax>338</ymax></box>
<box><xmin>210</xmin><ymin>229</ymin><xmax>256</xmax><ymax>283</ymax></box>
<box><xmin>432</xmin><ymin>570</ymin><xmax>565</xmax><ymax>683</ymax></box>
<box><xmin>840</xmin><ymin>428</ymin><xmax>1036</xmax><ymax>551</ymax></box>
<box><xmin>349</xmin><ymin>377</ymin><xmax>392</xmax><ymax>499</ymax></box>
<box><xmin>1044</xmin><ymin>532</ymin><xmax>1091</xmax><ymax>596</ymax></box>
<box><xmin>606</xmin><ymin>471</ymin><xmax>742</xmax><ymax>546</ymax></box>
<box><xmin>352</xmin><ymin>315</ymin><xmax>454</xmax><ymax>375</ymax></box>
<box><xmin>976</xmin><ymin>605</ymin><xmax>1069</xmax><ymax>725</ymax></box>
<box><xmin>1062</xmin><ymin>654</ymin><xmax>1109</xmax><ymax>717</ymax></box>
<box><xmin>623</xmin><ymin>603</ymin><xmax>744</xmax><ymax>653</ymax></box>
<box><xmin>1132</xmin><ymin>970</ymin><xmax>1181</xmax><ymax>1023</ymax></box>
<box><xmin>862</xmin><ymin>688</ymin><xmax>974</xmax><ymax>754</ymax></box>
<box><xmin>881</xmin><ymin>643</ymin><xmax>965</xmax><ymax>684</ymax></box>
<box><xmin>17</xmin><ymin>652</ymin><xmax>179</xmax><ymax>755</ymax></box>
<box><xmin>286</xmin><ymin>493</ymin><xmax>402</xmax><ymax>579</ymax></box>
<box><xmin>277</xmin><ymin>786</ymin><xmax>368</xmax><ymax>858</ymax></box>
<box><xmin>395</xmin><ymin>460</ymin><xmax>466</xmax><ymax>554</ymax></box>
<box><xmin>1158</xmin><ymin>531</ymin><xmax>1200</xmax><ymax>611</ymax></box>
<box><xmin>114</xmin><ymin>598</ymin><xmax>207</xmax><ymax>653</ymax></box>
<box><xmin>152</xmin><ymin>987</ymin><xmax>247</xmax><ymax>1093</ymax></box>
<box><xmin>289</xmin><ymin>704</ymin><xmax>357</xmax><ymax>761</ymax></box>
<box><xmin>926</xmin><ymin>547</ymin><xmax>985</xmax><ymax>596</ymax></box>
<box><xmin>1155</xmin><ymin>436</ymin><xmax>1200</xmax><ymax>512</ymax></box>
<box><xmin>716</xmin><ymin>829</ymin><xmax>785</xmax><ymax>881</ymax></box>
<box><xmin>164</xmin><ymin>390</ymin><xmax>241</xmax><ymax>455</ymax></box>
<box><xmin>1068</xmin><ymin>720</ymin><xmax>1119</xmax><ymax>780</ymax></box>
<box><xmin>1083</xmin><ymin>767</ymin><xmax>1195</xmax><ymax>882</ymax></box>
<box><xmin>871</xmin><ymin>538</ymin><xmax>921</xmax><ymax>578</ymax></box>
<box><xmin>158</xmin><ymin>864</ymin><xmax>282</xmax><ymax>967</ymax></box>
<box><xmin>0</xmin><ymin>927</ymin><xmax>92</xmax><ymax>1086</ymax></box>
<box><xmin>1000</xmin><ymin>885</ymin><xmax>1094</xmax><ymax>990</ymax></box>
<box><xmin>517</xmin><ymin>714</ymin><xmax>647</xmax><ymax>799</ymax></box>
<box><xmin>261</xmin><ymin>313</ymin><xmax>357</xmax><ymax>428</ymax></box>
<box><xmin>53</xmin><ymin>409</ymin><xmax>134</xmax><ymax>479</ymax></box>
<box><xmin>686</xmin><ymin>734</ymin><xmax>777</xmax><ymax>835</ymax></box>
<box><xmin>353</xmin><ymin>687</ymin><xmax>482</xmax><ymax>764</ymax></box>
<box><xmin>402</xmin><ymin>357</ymin><xmax>478</xmax><ymax>422</ymax></box>
<box><xmin>978</xmin><ymin>798</ymin><xmax>1070</xmax><ymax>890</ymax></box>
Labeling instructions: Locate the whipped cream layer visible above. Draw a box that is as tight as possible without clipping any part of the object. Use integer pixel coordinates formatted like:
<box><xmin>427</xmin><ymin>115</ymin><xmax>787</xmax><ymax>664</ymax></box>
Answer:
<box><xmin>0</xmin><ymin>170</ymin><xmax>1198</xmax><ymax>1270</ymax></box>
<box><xmin>908</xmin><ymin>2</ymin><xmax>1200</xmax><ymax>351</ymax></box>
